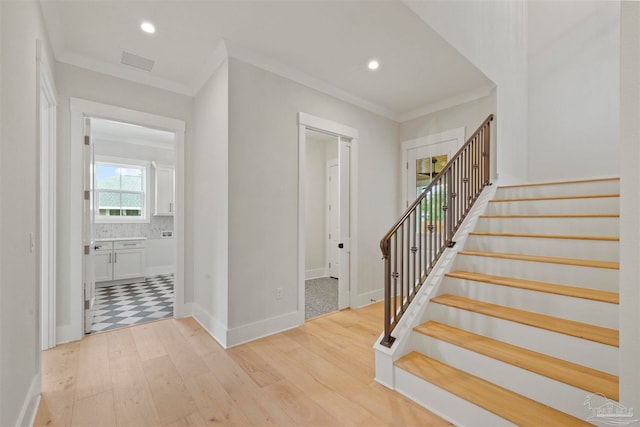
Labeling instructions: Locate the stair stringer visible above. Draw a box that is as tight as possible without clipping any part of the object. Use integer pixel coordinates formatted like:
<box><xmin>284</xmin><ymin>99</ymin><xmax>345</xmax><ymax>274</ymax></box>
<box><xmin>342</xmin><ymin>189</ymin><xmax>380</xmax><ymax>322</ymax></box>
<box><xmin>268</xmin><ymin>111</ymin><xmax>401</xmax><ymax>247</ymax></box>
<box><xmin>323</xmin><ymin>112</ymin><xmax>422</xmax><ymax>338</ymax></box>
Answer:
<box><xmin>373</xmin><ymin>183</ymin><xmax>498</xmax><ymax>390</ymax></box>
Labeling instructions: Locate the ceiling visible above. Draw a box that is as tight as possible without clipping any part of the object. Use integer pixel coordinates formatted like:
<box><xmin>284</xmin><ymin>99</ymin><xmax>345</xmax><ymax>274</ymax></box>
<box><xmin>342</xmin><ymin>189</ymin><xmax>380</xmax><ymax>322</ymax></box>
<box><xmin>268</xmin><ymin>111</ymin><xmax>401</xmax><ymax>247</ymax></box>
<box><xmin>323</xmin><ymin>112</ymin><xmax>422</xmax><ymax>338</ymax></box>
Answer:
<box><xmin>91</xmin><ymin>118</ymin><xmax>175</xmax><ymax>149</ymax></box>
<box><xmin>40</xmin><ymin>0</ymin><xmax>494</xmax><ymax>122</ymax></box>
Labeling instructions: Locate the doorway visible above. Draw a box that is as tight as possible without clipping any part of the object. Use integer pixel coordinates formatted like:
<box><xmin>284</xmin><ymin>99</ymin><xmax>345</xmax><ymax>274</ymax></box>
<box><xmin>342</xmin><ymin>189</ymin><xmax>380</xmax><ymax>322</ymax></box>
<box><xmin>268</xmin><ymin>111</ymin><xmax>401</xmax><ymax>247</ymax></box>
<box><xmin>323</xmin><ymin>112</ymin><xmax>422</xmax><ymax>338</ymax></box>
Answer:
<box><xmin>67</xmin><ymin>98</ymin><xmax>186</xmax><ymax>343</ymax></box>
<box><xmin>298</xmin><ymin>113</ymin><xmax>358</xmax><ymax>323</ymax></box>
<box><xmin>402</xmin><ymin>128</ymin><xmax>466</xmax><ymax>209</ymax></box>
<box><xmin>304</xmin><ymin>129</ymin><xmax>339</xmax><ymax>318</ymax></box>
<box><xmin>86</xmin><ymin>118</ymin><xmax>177</xmax><ymax>334</ymax></box>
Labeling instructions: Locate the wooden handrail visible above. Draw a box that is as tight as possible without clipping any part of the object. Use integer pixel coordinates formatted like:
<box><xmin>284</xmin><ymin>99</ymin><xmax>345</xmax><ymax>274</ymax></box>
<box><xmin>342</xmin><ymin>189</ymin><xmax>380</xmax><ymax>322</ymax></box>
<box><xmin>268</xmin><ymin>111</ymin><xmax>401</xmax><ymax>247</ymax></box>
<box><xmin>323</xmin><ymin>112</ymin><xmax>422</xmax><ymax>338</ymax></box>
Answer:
<box><xmin>380</xmin><ymin>114</ymin><xmax>494</xmax><ymax>347</ymax></box>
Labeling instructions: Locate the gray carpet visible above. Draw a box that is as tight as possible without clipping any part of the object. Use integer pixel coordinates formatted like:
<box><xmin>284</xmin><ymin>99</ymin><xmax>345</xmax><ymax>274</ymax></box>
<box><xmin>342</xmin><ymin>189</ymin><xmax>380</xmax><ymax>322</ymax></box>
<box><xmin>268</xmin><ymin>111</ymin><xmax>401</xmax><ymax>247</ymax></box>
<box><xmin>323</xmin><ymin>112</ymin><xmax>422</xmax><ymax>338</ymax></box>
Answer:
<box><xmin>305</xmin><ymin>277</ymin><xmax>338</xmax><ymax>319</ymax></box>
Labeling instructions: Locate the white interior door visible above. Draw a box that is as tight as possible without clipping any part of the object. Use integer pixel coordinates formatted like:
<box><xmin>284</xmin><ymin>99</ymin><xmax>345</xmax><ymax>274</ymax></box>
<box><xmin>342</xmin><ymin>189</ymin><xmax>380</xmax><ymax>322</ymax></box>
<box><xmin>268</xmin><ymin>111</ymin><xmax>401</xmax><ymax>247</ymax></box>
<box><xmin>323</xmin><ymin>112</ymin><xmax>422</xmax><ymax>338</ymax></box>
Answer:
<box><xmin>327</xmin><ymin>160</ymin><xmax>339</xmax><ymax>278</ymax></box>
<box><xmin>83</xmin><ymin>117</ymin><xmax>96</xmax><ymax>333</ymax></box>
<box><xmin>337</xmin><ymin>137</ymin><xmax>351</xmax><ymax>310</ymax></box>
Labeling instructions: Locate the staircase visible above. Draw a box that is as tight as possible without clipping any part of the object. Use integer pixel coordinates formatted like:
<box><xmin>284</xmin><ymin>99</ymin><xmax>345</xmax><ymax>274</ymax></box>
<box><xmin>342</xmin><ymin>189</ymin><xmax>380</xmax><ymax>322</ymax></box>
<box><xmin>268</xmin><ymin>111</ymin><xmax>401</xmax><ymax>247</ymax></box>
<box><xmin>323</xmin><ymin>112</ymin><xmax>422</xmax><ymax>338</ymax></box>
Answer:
<box><xmin>391</xmin><ymin>178</ymin><xmax>620</xmax><ymax>426</ymax></box>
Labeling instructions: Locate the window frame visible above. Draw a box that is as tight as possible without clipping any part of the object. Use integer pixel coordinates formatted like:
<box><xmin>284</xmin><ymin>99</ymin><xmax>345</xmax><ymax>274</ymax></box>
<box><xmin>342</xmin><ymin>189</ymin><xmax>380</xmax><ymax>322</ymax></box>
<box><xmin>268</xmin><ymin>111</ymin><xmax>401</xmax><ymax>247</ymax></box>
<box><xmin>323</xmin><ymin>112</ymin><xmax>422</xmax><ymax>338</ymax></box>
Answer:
<box><xmin>94</xmin><ymin>156</ymin><xmax>151</xmax><ymax>224</ymax></box>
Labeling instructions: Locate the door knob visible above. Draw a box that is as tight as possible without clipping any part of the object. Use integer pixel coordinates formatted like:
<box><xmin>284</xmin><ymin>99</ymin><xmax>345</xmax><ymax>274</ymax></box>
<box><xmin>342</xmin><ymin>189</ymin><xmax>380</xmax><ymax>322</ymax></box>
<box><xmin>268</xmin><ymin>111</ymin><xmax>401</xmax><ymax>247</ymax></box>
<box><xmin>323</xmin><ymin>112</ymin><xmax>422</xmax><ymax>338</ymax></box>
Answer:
<box><xmin>338</xmin><ymin>243</ymin><xmax>344</xmax><ymax>248</ymax></box>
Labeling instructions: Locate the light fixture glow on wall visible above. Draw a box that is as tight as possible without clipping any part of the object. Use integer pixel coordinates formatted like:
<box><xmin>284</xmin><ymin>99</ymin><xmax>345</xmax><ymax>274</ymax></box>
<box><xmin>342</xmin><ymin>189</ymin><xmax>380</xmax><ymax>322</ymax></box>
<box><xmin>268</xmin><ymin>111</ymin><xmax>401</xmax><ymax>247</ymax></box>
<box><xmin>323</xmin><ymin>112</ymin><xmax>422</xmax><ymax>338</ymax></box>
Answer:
<box><xmin>368</xmin><ymin>59</ymin><xmax>380</xmax><ymax>70</ymax></box>
<box><xmin>141</xmin><ymin>21</ymin><xmax>156</xmax><ymax>34</ymax></box>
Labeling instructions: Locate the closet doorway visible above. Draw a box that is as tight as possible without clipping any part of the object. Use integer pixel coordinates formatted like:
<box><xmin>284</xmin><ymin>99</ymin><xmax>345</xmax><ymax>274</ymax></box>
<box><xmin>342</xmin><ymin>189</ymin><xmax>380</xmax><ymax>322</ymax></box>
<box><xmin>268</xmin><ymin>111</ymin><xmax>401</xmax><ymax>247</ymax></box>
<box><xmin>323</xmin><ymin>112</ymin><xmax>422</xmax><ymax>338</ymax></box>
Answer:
<box><xmin>304</xmin><ymin>129</ymin><xmax>340</xmax><ymax>319</ymax></box>
<box><xmin>298</xmin><ymin>112</ymin><xmax>358</xmax><ymax>322</ymax></box>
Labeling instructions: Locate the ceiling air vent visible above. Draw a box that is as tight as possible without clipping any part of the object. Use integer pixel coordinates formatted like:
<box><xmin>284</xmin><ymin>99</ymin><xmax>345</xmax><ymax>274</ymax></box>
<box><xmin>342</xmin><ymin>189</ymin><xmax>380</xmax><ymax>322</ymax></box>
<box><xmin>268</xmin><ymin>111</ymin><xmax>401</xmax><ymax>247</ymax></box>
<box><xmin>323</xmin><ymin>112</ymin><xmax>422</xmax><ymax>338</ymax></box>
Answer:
<box><xmin>121</xmin><ymin>51</ymin><xmax>154</xmax><ymax>72</ymax></box>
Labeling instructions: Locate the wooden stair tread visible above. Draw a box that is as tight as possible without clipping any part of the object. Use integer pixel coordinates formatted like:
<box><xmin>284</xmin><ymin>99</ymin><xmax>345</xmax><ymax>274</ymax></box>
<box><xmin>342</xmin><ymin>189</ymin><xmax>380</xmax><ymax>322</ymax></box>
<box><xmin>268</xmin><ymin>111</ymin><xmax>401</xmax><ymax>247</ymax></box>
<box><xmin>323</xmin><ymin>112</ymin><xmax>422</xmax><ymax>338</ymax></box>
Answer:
<box><xmin>458</xmin><ymin>250</ymin><xmax>619</xmax><ymax>270</ymax></box>
<box><xmin>395</xmin><ymin>352</ymin><xmax>592</xmax><ymax>426</ymax></box>
<box><xmin>480</xmin><ymin>214</ymin><xmax>620</xmax><ymax>218</ymax></box>
<box><xmin>414</xmin><ymin>321</ymin><xmax>619</xmax><ymax>400</ymax></box>
<box><xmin>430</xmin><ymin>294</ymin><xmax>619</xmax><ymax>347</ymax></box>
<box><xmin>489</xmin><ymin>194</ymin><xmax>619</xmax><ymax>203</ymax></box>
<box><xmin>469</xmin><ymin>231</ymin><xmax>619</xmax><ymax>241</ymax></box>
<box><xmin>498</xmin><ymin>177</ymin><xmax>619</xmax><ymax>189</ymax></box>
<box><xmin>445</xmin><ymin>271</ymin><xmax>619</xmax><ymax>304</ymax></box>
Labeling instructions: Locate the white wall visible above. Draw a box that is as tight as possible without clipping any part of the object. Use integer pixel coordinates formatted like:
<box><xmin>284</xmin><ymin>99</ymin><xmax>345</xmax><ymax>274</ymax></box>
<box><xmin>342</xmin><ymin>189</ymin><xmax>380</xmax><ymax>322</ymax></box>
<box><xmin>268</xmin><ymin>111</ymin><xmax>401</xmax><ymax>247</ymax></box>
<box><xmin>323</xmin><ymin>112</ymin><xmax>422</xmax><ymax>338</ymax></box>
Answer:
<box><xmin>226</xmin><ymin>58</ymin><xmax>399</xmax><ymax>340</ymax></box>
<box><xmin>191</xmin><ymin>60</ymin><xmax>229</xmax><ymax>345</ymax></box>
<box><xmin>399</xmin><ymin>90</ymin><xmax>496</xmax><ymax>153</ymax></box>
<box><xmin>528</xmin><ymin>1</ymin><xmax>620</xmax><ymax>181</ymax></box>
<box><xmin>55</xmin><ymin>62</ymin><xmax>192</xmax><ymax>333</ymax></box>
<box><xmin>404</xmin><ymin>0</ymin><xmax>528</xmax><ymax>184</ymax></box>
<box><xmin>620</xmin><ymin>0</ymin><xmax>640</xmax><ymax>414</ymax></box>
<box><xmin>0</xmin><ymin>1</ymin><xmax>55</xmax><ymax>425</ymax></box>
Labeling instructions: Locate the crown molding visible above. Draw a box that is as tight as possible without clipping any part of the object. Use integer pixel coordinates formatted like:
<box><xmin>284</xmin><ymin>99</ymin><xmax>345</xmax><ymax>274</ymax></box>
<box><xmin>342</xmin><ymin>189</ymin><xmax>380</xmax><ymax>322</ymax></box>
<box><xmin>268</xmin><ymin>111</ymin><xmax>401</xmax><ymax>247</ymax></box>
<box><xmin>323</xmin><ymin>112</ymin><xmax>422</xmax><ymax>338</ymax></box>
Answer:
<box><xmin>188</xmin><ymin>40</ymin><xmax>229</xmax><ymax>95</ymax></box>
<box><xmin>57</xmin><ymin>51</ymin><xmax>194</xmax><ymax>96</ymax></box>
<box><xmin>224</xmin><ymin>41</ymin><xmax>400</xmax><ymax>122</ymax></box>
<box><xmin>399</xmin><ymin>83</ymin><xmax>496</xmax><ymax>122</ymax></box>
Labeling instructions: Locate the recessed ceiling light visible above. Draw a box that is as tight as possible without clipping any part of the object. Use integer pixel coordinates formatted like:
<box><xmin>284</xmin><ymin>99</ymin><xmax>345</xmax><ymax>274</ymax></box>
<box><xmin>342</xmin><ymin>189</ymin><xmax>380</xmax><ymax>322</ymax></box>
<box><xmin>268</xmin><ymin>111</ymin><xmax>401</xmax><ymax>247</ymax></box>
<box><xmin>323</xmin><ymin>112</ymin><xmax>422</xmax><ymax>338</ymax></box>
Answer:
<box><xmin>368</xmin><ymin>60</ymin><xmax>380</xmax><ymax>71</ymax></box>
<box><xmin>141</xmin><ymin>21</ymin><xmax>155</xmax><ymax>34</ymax></box>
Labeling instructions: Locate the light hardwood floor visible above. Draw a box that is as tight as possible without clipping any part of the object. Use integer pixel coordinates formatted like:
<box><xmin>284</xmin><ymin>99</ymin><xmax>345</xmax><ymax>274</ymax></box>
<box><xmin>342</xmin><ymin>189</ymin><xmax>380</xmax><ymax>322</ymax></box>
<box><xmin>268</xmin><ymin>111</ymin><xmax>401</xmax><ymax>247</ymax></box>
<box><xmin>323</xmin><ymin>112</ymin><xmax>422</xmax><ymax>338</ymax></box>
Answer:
<box><xmin>35</xmin><ymin>302</ymin><xmax>451</xmax><ymax>427</ymax></box>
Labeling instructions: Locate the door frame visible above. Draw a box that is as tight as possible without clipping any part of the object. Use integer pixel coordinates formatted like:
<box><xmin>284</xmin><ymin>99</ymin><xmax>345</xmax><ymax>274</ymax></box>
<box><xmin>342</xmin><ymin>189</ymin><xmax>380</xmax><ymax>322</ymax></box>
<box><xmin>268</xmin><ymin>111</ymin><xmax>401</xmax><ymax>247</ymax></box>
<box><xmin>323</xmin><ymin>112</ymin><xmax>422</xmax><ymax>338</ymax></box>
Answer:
<box><xmin>37</xmin><ymin>40</ymin><xmax>58</xmax><ymax>350</ymax></box>
<box><xmin>401</xmin><ymin>127</ymin><xmax>466</xmax><ymax>209</ymax></box>
<box><xmin>68</xmin><ymin>98</ymin><xmax>186</xmax><ymax>342</ymax></box>
<box><xmin>298</xmin><ymin>113</ymin><xmax>358</xmax><ymax>322</ymax></box>
<box><xmin>326</xmin><ymin>158</ymin><xmax>338</xmax><ymax>279</ymax></box>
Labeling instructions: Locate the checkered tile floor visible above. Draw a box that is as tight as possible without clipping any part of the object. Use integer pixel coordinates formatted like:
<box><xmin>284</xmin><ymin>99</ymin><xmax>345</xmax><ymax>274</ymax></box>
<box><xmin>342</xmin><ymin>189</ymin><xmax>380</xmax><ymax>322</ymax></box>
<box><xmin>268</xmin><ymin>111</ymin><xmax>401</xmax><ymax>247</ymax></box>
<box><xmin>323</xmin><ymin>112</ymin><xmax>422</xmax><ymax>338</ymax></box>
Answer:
<box><xmin>91</xmin><ymin>275</ymin><xmax>174</xmax><ymax>333</ymax></box>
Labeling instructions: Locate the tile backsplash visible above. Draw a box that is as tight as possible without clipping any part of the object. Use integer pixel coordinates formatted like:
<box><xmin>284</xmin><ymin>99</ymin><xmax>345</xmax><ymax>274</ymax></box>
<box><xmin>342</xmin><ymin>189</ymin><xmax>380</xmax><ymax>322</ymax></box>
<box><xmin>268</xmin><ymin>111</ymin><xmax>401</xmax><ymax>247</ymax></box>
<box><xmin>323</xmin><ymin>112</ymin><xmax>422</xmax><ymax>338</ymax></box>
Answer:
<box><xmin>94</xmin><ymin>216</ymin><xmax>174</xmax><ymax>240</ymax></box>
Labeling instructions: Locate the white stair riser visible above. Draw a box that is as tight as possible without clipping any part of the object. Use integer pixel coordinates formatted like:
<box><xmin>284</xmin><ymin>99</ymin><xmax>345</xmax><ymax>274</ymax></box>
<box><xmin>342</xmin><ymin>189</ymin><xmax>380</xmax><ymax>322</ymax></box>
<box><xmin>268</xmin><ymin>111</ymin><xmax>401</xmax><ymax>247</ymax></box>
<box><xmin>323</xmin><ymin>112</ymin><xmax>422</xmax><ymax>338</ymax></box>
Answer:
<box><xmin>486</xmin><ymin>197</ymin><xmax>619</xmax><ymax>216</ymax></box>
<box><xmin>476</xmin><ymin>217</ymin><xmax>619</xmax><ymax>237</ymax></box>
<box><xmin>413</xmin><ymin>336</ymin><xmax>601</xmax><ymax>419</ymax></box>
<box><xmin>394</xmin><ymin>367</ymin><xmax>516</xmax><ymax>427</ymax></box>
<box><xmin>439</xmin><ymin>278</ymin><xmax>618</xmax><ymax>329</ymax></box>
<box><xmin>427</xmin><ymin>303</ymin><xmax>618</xmax><ymax>375</ymax></box>
<box><xmin>454</xmin><ymin>254</ymin><xmax>618</xmax><ymax>292</ymax></box>
<box><xmin>465</xmin><ymin>235</ymin><xmax>619</xmax><ymax>262</ymax></box>
<box><xmin>496</xmin><ymin>180</ymin><xmax>619</xmax><ymax>199</ymax></box>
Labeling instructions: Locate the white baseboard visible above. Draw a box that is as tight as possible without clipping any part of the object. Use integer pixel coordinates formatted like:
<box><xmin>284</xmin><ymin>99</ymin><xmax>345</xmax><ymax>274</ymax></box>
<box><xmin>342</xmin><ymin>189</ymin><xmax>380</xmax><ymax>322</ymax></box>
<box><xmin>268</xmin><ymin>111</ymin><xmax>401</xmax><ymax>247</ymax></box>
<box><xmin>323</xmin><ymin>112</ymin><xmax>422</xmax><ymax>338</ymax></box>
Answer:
<box><xmin>226</xmin><ymin>310</ymin><xmax>301</xmax><ymax>348</ymax></box>
<box><xmin>191</xmin><ymin>303</ymin><xmax>228</xmax><ymax>349</ymax></box>
<box><xmin>175</xmin><ymin>302</ymin><xmax>192</xmax><ymax>319</ymax></box>
<box><xmin>354</xmin><ymin>289</ymin><xmax>384</xmax><ymax>308</ymax></box>
<box><xmin>56</xmin><ymin>324</ymin><xmax>81</xmax><ymax>345</ymax></box>
<box><xmin>15</xmin><ymin>373</ymin><xmax>41</xmax><ymax>427</ymax></box>
<box><xmin>145</xmin><ymin>265</ymin><xmax>175</xmax><ymax>277</ymax></box>
<box><xmin>190</xmin><ymin>305</ymin><xmax>301</xmax><ymax>349</ymax></box>
<box><xmin>305</xmin><ymin>268</ymin><xmax>328</xmax><ymax>280</ymax></box>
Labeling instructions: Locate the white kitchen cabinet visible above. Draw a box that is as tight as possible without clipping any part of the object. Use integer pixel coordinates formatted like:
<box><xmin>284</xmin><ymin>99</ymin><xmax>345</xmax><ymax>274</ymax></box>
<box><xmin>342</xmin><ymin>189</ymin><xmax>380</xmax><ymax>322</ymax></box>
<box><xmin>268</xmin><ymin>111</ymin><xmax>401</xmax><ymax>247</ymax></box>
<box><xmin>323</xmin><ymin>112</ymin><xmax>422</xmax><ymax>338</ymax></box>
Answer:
<box><xmin>94</xmin><ymin>241</ymin><xmax>114</xmax><ymax>282</ymax></box>
<box><xmin>95</xmin><ymin>239</ymin><xmax>146</xmax><ymax>283</ymax></box>
<box><xmin>154</xmin><ymin>164</ymin><xmax>175</xmax><ymax>216</ymax></box>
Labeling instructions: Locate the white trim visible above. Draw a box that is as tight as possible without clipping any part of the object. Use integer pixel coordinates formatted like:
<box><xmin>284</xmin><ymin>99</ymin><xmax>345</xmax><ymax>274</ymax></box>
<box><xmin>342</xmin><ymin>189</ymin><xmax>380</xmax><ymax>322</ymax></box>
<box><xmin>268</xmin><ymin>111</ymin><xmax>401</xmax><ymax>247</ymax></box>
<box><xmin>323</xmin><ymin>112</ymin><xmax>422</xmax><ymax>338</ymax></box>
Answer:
<box><xmin>354</xmin><ymin>288</ymin><xmax>384</xmax><ymax>308</ymax></box>
<box><xmin>37</xmin><ymin>39</ymin><xmax>58</xmax><ymax>350</ymax></box>
<box><xmin>298</xmin><ymin>113</ymin><xmax>359</xmax><ymax>140</ymax></box>
<box><xmin>189</xmin><ymin>40</ymin><xmax>228</xmax><ymax>95</ymax></box>
<box><xmin>326</xmin><ymin>158</ymin><xmax>338</xmax><ymax>279</ymax></box>
<box><xmin>298</xmin><ymin>113</ymin><xmax>360</xmax><ymax>320</ymax></box>
<box><xmin>15</xmin><ymin>373</ymin><xmax>41</xmax><ymax>427</ymax></box>
<box><xmin>229</xmin><ymin>43</ymin><xmax>398</xmax><ymax>121</ymax></box>
<box><xmin>58</xmin><ymin>51</ymin><xmax>193</xmax><ymax>96</ymax></box>
<box><xmin>68</xmin><ymin>98</ymin><xmax>187</xmax><ymax>342</ymax></box>
<box><xmin>401</xmin><ymin>127</ymin><xmax>466</xmax><ymax>210</ymax></box>
<box><xmin>55</xmin><ymin>325</ymin><xmax>74</xmax><ymax>345</ymax></box>
<box><xmin>399</xmin><ymin>84</ymin><xmax>495</xmax><ymax>122</ymax></box>
<box><xmin>191</xmin><ymin>303</ymin><xmax>228</xmax><ymax>349</ymax></box>
<box><xmin>226</xmin><ymin>311</ymin><xmax>300</xmax><ymax>348</ymax></box>
<box><xmin>305</xmin><ymin>268</ymin><xmax>328</xmax><ymax>280</ymax></box>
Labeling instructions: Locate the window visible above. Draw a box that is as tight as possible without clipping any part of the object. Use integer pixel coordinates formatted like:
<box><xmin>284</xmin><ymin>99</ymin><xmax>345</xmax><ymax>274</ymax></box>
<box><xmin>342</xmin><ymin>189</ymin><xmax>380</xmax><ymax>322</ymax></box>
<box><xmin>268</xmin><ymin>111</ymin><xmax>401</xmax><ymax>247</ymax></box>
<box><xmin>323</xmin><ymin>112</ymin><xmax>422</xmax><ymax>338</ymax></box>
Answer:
<box><xmin>95</xmin><ymin>159</ymin><xmax>149</xmax><ymax>222</ymax></box>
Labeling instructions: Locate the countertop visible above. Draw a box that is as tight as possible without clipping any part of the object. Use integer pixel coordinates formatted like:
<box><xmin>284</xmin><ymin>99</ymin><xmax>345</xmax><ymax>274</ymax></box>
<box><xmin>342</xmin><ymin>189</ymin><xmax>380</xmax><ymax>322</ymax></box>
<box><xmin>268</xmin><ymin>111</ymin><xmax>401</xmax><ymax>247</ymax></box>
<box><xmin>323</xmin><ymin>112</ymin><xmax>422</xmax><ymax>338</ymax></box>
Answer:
<box><xmin>95</xmin><ymin>237</ymin><xmax>147</xmax><ymax>242</ymax></box>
